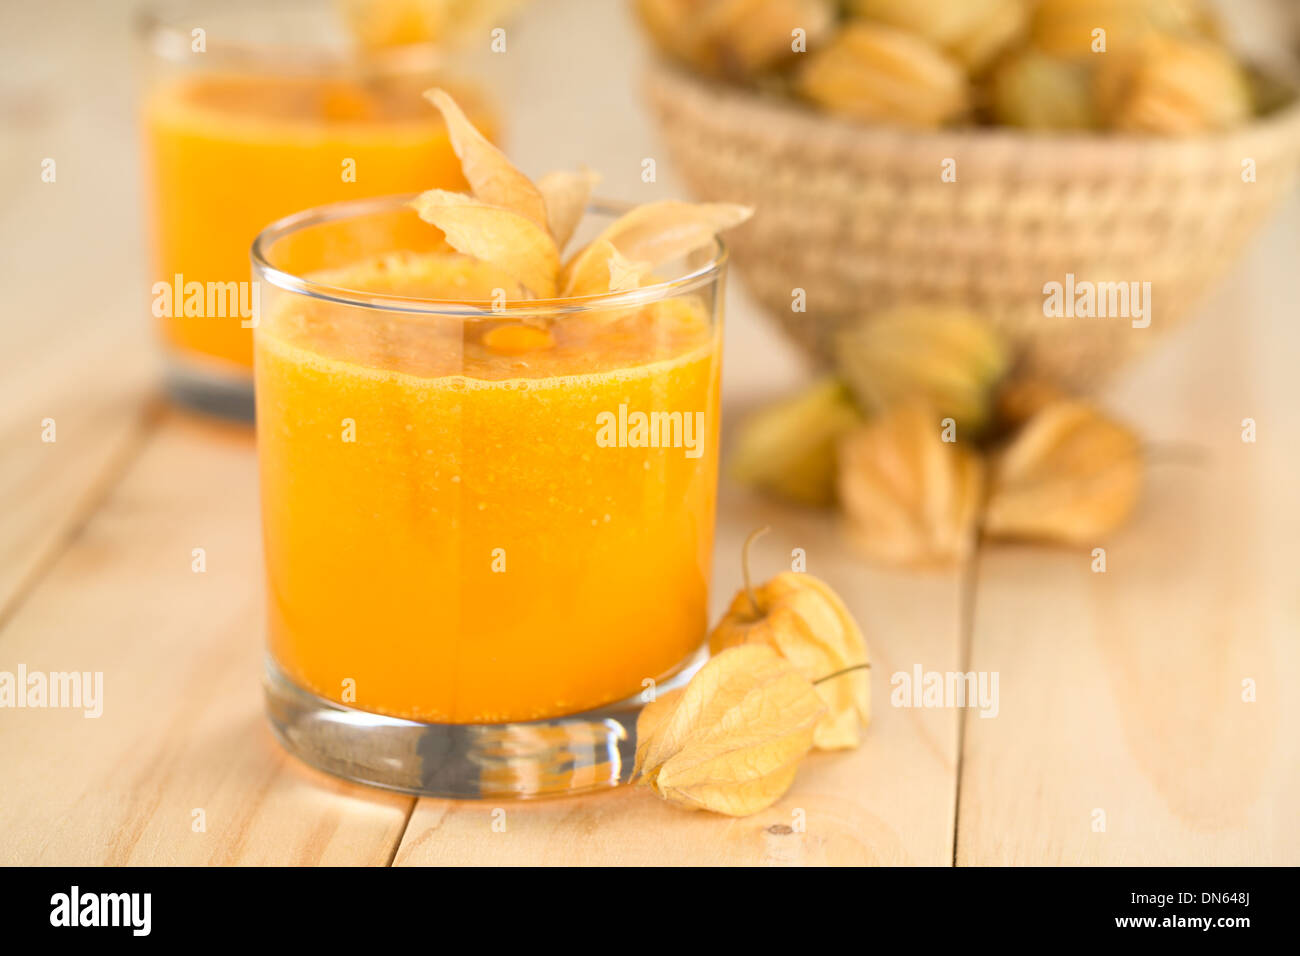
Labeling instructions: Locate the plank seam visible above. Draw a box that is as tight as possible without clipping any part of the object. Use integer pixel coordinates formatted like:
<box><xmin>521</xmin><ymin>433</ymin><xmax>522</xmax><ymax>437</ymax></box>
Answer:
<box><xmin>386</xmin><ymin>798</ymin><xmax>418</xmax><ymax>867</ymax></box>
<box><xmin>949</xmin><ymin>539</ymin><xmax>984</xmax><ymax>867</ymax></box>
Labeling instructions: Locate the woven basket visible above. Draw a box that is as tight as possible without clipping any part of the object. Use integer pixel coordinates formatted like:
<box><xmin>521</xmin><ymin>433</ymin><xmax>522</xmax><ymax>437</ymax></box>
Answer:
<box><xmin>645</xmin><ymin>60</ymin><xmax>1300</xmax><ymax>391</ymax></box>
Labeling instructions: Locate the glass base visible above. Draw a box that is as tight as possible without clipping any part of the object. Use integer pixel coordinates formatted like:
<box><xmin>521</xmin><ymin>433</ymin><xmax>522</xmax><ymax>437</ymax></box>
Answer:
<box><xmin>263</xmin><ymin>653</ymin><xmax>704</xmax><ymax>799</ymax></box>
<box><xmin>164</xmin><ymin>351</ymin><xmax>254</xmax><ymax>422</ymax></box>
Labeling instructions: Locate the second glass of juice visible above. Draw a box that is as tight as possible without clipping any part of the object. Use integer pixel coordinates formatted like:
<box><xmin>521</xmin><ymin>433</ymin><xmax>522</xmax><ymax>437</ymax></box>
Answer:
<box><xmin>254</xmin><ymin>196</ymin><xmax>725</xmax><ymax>798</ymax></box>
<box><xmin>139</xmin><ymin>0</ymin><xmax>497</xmax><ymax>418</ymax></box>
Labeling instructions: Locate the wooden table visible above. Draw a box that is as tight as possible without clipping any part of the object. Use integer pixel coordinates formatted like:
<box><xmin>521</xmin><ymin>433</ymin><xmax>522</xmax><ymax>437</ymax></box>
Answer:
<box><xmin>2</xmin><ymin>0</ymin><xmax>1297</xmax><ymax>866</ymax></box>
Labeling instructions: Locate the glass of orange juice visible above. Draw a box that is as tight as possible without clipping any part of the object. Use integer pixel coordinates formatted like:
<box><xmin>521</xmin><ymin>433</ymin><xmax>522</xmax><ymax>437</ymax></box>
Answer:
<box><xmin>138</xmin><ymin>0</ymin><xmax>498</xmax><ymax>419</ymax></box>
<box><xmin>253</xmin><ymin>195</ymin><xmax>725</xmax><ymax>798</ymax></box>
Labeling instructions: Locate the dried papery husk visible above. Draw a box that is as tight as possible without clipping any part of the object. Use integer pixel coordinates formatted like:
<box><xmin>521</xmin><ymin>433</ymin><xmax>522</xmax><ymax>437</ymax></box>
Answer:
<box><xmin>838</xmin><ymin>404</ymin><xmax>986</xmax><ymax>568</ymax></box>
<box><xmin>990</xmin><ymin>48</ymin><xmax>1099</xmax><ymax>129</ymax></box>
<box><xmin>835</xmin><ymin>306</ymin><xmax>1009</xmax><ymax>437</ymax></box>
<box><xmin>1095</xmin><ymin>34</ymin><xmax>1252</xmax><ymax>134</ymax></box>
<box><xmin>425</xmin><ymin>87</ymin><xmax>550</xmax><ymax>227</ymax></box>
<box><xmin>699</xmin><ymin>0</ymin><xmax>837</xmax><ymax>77</ymax></box>
<box><xmin>560</xmin><ymin>201</ymin><xmax>751</xmax><ymax>296</ymax></box>
<box><xmin>949</xmin><ymin>0</ymin><xmax>1031</xmax><ymax>73</ymax></box>
<box><xmin>637</xmin><ymin>0</ymin><xmax>836</xmax><ymax>79</ymax></box>
<box><xmin>1032</xmin><ymin>0</ymin><xmax>1221</xmax><ymax>58</ymax></box>
<box><xmin>730</xmin><ymin>378</ymin><xmax>863</xmax><ymax>507</ymax></box>
<box><xmin>606</xmin><ymin>245</ymin><xmax>654</xmax><ymax>293</ymax></box>
<box><xmin>710</xmin><ymin>530</ymin><xmax>870</xmax><ymax>749</ymax></box>
<box><xmin>417</xmin><ymin>93</ymin><xmax>748</xmax><ymax>300</ymax></box>
<box><xmin>633</xmin><ymin>644</ymin><xmax>826</xmax><ymax>816</ymax></box>
<box><xmin>850</xmin><ymin>0</ymin><xmax>1028</xmax><ymax>73</ymax></box>
<box><xmin>984</xmin><ymin>400</ymin><xmax>1142</xmax><ymax>545</ymax></box>
<box><xmin>410</xmin><ymin>190</ymin><xmax>560</xmax><ymax>297</ymax></box>
<box><xmin>796</xmin><ymin>22</ymin><xmax>970</xmax><ymax>128</ymax></box>
<box><xmin>536</xmin><ymin>167</ymin><xmax>600</xmax><ymax>252</ymax></box>
<box><xmin>554</xmin><ymin>240</ymin><xmax>654</xmax><ymax>297</ymax></box>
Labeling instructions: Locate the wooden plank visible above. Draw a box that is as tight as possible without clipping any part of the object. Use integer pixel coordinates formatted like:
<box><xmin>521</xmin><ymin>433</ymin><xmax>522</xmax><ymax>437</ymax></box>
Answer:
<box><xmin>956</xmin><ymin>200</ymin><xmax>1300</xmax><ymax>865</ymax></box>
<box><xmin>0</xmin><ymin>413</ymin><xmax>413</xmax><ymax>865</ymax></box>
<box><xmin>957</xmin><ymin>465</ymin><xmax>1299</xmax><ymax>865</ymax></box>
<box><xmin>394</xmin><ymin>494</ymin><xmax>964</xmax><ymax>866</ymax></box>
<box><xmin>0</xmin><ymin>0</ymin><xmax>162</xmax><ymax>618</ymax></box>
<box><xmin>0</xmin><ymin>329</ymin><xmax>158</xmax><ymax>623</ymax></box>
<box><xmin>4</xmin><ymin>0</ymin><xmax>1292</xmax><ymax>868</ymax></box>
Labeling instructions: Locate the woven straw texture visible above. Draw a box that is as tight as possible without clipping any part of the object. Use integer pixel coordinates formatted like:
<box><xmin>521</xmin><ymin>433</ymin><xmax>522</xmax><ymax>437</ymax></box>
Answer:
<box><xmin>645</xmin><ymin>60</ymin><xmax>1300</xmax><ymax>390</ymax></box>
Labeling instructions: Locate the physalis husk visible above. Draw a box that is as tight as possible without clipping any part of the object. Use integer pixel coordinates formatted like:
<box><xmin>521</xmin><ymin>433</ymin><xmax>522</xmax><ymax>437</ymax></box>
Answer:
<box><xmin>849</xmin><ymin>0</ymin><xmax>1028</xmax><ymax>73</ymax></box>
<box><xmin>414</xmin><ymin>90</ymin><xmax>752</xmax><ymax>301</ymax></box>
<box><xmin>633</xmin><ymin>644</ymin><xmax>826</xmax><ymax>816</ymax></box>
<box><xmin>837</xmin><ymin>403</ymin><xmax>986</xmax><ymax>568</ymax></box>
<box><xmin>409</xmin><ymin>189</ymin><xmax>560</xmax><ymax>297</ymax></box>
<box><xmin>984</xmin><ymin>400</ymin><xmax>1142</xmax><ymax>545</ymax></box>
<box><xmin>426</xmin><ymin>88</ymin><xmax>549</xmax><ymax>228</ymax></box>
<box><xmin>637</xmin><ymin>0</ymin><xmax>836</xmax><ymax>80</ymax></box>
<box><xmin>536</xmin><ymin>167</ymin><xmax>600</xmax><ymax>252</ymax></box>
<box><xmin>1094</xmin><ymin>34</ymin><xmax>1252</xmax><ymax>135</ymax></box>
<box><xmin>710</xmin><ymin>529</ymin><xmax>870</xmax><ymax>750</ymax></box>
<box><xmin>796</xmin><ymin>22</ymin><xmax>970</xmax><ymax>129</ymax></box>
<box><xmin>1031</xmin><ymin>0</ymin><xmax>1221</xmax><ymax>59</ymax></box>
<box><xmin>990</xmin><ymin>49</ymin><xmax>1098</xmax><ymax>130</ymax></box>
<box><xmin>561</xmin><ymin>200</ymin><xmax>752</xmax><ymax>297</ymax></box>
<box><xmin>730</xmin><ymin>378</ymin><xmax>864</xmax><ymax>508</ymax></box>
<box><xmin>835</xmin><ymin>306</ymin><xmax>1010</xmax><ymax>436</ymax></box>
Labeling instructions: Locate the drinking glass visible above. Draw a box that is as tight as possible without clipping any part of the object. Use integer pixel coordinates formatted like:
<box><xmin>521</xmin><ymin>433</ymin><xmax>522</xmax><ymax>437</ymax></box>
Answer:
<box><xmin>253</xmin><ymin>194</ymin><xmax>726</xmax><ymax>797</ymax></box>
<box><xmin>139</xmin><ymin>0</ymin><xmax>497</xmax><ymax>419</ymax></box>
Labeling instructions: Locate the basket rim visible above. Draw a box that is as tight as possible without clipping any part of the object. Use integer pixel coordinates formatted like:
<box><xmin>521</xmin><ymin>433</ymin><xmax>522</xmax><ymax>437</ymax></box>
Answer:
<box><xmin>646</xmin><ymin>56</ymin><xmax>1300</xmax><ymax>162</ymax></box>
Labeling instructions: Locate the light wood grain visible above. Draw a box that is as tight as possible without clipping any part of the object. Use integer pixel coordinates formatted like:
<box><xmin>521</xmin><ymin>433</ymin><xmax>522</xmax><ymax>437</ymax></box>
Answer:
<box><xmin>0</xmin><ymin>414</ymin><xmax>414</xmax><ymax>865</ymax></box>
<box><xmin>0</xmin><ymin>0</ymin><xmax>161</xmax><ymax>619</ymax></box>
<box><xmin>395</xmin><ymin>494</ymin><xmax>965</xmax><ymax>866</ymax></box>
<box><xmin>0</xmin><ymin>332</ymin><xmax>158</xmax><ymax>624</ymax></box>
<box><xmin>2</xmin><ymin>0</ymin><xmax>1298</xmax><ymax>867</ymax></box>
<box><xmin>955</xmin><ymin>199</ymin><xmax>1300</xmax><ymax>865</ymax></box>
<box><xmin>957</xmin><ymin>467</ymin><xmax>1299</xmax><ymax>865</ymax></box>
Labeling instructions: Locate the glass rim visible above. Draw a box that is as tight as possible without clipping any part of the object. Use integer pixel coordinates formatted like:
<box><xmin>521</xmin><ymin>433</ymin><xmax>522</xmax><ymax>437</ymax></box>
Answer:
<box><xmin>250</xmin><ymin>194</ymin><xmax>729</xmax><ymax>318</ymax></box>
<box><xmin>136</xmin><ymin>0</ymin><xmax>451</xmax><ymax>74</ymax></box>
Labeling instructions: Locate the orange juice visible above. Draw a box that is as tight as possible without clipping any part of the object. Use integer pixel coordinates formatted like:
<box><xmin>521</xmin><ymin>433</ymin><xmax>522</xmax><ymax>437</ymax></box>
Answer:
<box><xmin>255</xmin><ymin>252</ymin><xmax>722</xmax><ymax>723</ymax></box>
<box><xmin>142</xmin><ymin>72</ymin><xmax>494</xmax><ymax>369</ymax></box>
